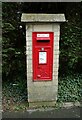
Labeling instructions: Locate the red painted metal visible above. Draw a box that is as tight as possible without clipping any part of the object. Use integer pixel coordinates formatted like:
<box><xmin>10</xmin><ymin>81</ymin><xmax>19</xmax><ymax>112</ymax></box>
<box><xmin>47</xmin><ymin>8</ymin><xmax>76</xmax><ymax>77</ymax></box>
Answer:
<box><xmin>32</xmin><ymin>32</ymin><xmax>54</xmax><ymax>81</ymax></box>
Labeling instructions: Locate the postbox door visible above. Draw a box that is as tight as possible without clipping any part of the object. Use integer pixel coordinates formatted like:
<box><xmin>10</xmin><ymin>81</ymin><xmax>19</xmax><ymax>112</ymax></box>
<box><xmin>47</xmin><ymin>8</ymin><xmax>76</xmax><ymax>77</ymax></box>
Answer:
<box><xmin>32</xmin><ymin>32</ymin><xmax>53</xmax><ymax>81</ymax></box>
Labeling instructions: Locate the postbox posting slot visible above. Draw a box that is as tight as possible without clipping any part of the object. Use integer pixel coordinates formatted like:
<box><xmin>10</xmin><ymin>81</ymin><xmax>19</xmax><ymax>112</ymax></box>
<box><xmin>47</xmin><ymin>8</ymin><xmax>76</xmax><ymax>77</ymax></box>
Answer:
<box><xmin>37</xmin><ymin>40</ymin><xmax>50</xmax><ymax>42</ymax></box>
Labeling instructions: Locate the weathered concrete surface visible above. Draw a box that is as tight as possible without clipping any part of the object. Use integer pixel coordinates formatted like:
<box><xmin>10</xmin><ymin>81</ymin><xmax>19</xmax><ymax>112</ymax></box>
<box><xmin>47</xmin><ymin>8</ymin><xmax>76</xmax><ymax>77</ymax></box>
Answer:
<box><xmin>2</xmin><ymin>106</ymin><xmax>80</xmax><ymax>118</ymax></box>
<box><xmin>21</xmin><ymin>14</ymin><xmax>66</xmax><ymax>22</ymax></box>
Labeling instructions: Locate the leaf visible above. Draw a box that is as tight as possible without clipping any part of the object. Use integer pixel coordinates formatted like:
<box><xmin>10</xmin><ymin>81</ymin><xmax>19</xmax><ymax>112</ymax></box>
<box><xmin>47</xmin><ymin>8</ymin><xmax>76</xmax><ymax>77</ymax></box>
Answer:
<box><xmin>2</xmin><ymin>23</ymin><xmax>15</xmax><ymax>33</ymax></box>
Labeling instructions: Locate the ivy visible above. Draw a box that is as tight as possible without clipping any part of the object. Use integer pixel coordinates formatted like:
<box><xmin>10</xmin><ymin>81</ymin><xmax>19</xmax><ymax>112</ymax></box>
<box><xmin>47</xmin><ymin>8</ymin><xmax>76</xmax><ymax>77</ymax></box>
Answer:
<box><xmin>58</xmin><ymin>74</ymin><xmax>82</xmax><ymax>102</ymax></box>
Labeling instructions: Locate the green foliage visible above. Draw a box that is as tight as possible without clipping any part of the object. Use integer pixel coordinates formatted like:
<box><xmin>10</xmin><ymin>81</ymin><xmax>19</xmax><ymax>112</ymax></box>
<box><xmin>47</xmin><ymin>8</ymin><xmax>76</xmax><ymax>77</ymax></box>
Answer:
<box><xmin>2</xmin><ymin>78</ymin><xmax>28</xmax><ymax>110</ymax></box>
<box><xmin>60</xmin><ymin>25</ymin><xmax>81</xmax><ymax>74</ymax></box>
<box><xmin>58</xmin><ymin>74</ymin><xmax>82</xmax><ymax>102</ymax></box>
<box><xmin>2</xmin><ymin>23</ymin><xmax>15</xmax><ymax>33</ymax></box>
<box><xmin>2</xmin><ymin>79</ymin><xmax>27</xmax><ymax>103</ymax></box>
<box><xmin>59</xmin><ymin>3</ymin><xmax>82</xmax><ymax>75</ymax></box>
<box><xmin>2</xmin><ymin>2</ymin><xmax>26</xmax><ymax>81</ymax></box>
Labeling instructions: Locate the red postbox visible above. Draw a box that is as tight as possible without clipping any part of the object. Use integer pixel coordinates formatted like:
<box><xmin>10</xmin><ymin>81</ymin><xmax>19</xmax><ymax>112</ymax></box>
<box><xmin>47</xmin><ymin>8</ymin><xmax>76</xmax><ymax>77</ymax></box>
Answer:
<box><xmin>32</xmin><ymin>32</ymin><xmax>54</xmax><ymax>81</ymax></box>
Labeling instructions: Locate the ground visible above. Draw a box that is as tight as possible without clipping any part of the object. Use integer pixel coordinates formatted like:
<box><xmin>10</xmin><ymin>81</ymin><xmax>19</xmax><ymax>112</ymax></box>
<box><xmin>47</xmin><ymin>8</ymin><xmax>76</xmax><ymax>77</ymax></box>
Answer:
<box><xmin>2</xmin><ymin>106</ymin><xmax>80</xmax><ymax>118</ymax></box>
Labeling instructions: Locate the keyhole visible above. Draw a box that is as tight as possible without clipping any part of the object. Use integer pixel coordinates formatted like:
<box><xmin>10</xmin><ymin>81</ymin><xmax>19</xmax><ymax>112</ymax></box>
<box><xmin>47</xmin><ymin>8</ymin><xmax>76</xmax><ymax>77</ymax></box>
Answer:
<box><xmin>37</xmin><ymin>75</ymin><xmax>41</xmax><ymax>78</ymax></box>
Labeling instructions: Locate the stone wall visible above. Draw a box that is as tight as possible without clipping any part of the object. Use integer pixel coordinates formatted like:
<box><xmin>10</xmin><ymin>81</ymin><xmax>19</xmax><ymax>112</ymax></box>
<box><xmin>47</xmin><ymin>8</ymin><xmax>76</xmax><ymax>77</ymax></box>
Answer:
<box><xmin>26</xmin><ymin>23</ymin><xmax>60</xmax><ymax>107</ymax></box>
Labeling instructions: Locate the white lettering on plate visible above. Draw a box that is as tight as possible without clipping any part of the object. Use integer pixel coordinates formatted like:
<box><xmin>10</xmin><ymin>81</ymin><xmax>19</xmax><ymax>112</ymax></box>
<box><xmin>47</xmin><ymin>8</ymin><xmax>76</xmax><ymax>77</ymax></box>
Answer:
<box><xmin>37</xmin><ymin>34</ymin><xmax>49</xmax><ymax>37</ymax></box>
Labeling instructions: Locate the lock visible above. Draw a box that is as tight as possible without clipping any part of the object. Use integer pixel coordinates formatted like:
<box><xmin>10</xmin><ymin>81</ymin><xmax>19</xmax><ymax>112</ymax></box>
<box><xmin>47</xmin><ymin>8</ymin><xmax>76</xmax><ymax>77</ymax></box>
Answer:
<box><xmin>37</xmin><ymin>75</ymin><xmax>41</xmax><ymax>78</ymax></box>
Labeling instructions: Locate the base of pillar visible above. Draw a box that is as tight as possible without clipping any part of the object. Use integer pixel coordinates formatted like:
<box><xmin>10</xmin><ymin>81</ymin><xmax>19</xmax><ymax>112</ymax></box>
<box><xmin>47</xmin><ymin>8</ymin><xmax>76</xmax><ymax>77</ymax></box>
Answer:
<box><xmin>28</xmin><ymin>101</ymin><xmax>56</xmax><ymax>108</ymax></box>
